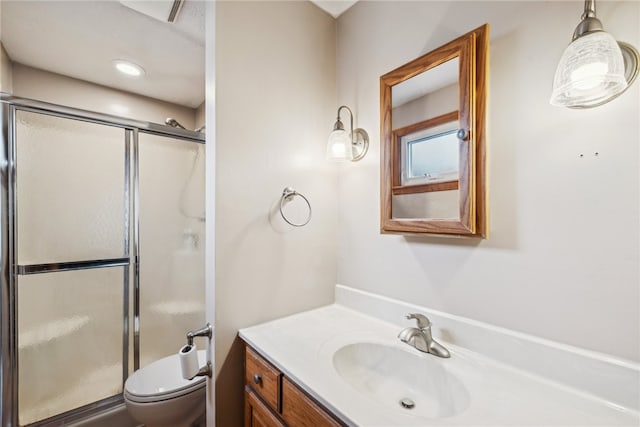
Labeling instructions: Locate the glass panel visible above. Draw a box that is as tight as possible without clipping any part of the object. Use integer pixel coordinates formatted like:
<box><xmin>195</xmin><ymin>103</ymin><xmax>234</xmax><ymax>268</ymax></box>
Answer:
<box><xmin>16</xmin><ymin>110</ymin><xmax>126</xmax><ymax>264</ymax></box>
<box><xmin>18</xmin><ymin>268</ymin><xmax>124</xmax><ymax>425</ymax></box>
<box><xmin>392</xmin><ymin>191</ymin><xmax>460</xmax><ymax>219</ymax></box>
<box><xmin>392</xmin><ymin>57</ymin><xmax>459</xmax><ymax>129</ymax></box>
<box><xmin>405</xmin><ymin>129</ymin><xmax>459</xmax><ymax>185</ymax></box>
<box><xmin>138</xmin><ymin>133</ymin><xmax>205</xmax><ymax>368</ymax></box>
<box><xmin>391</xmin><ymin>57</ymin><xmax>462</xmax><ymax>221</ymax></box>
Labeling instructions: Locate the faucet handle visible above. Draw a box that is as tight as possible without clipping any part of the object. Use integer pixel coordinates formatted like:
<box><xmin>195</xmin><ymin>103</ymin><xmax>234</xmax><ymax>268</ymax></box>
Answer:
<box><xmin>406</xmin><ymin>313</ymin><xmax>431</xmax><ymax>329</ymax></box>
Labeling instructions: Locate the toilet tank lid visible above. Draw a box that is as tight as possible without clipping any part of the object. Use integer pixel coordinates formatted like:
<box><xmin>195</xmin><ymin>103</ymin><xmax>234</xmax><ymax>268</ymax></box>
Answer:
<box><xmin>125</xmin><ymin>350</ymin><xmax>207</xmax><ymax>397</ymax></box>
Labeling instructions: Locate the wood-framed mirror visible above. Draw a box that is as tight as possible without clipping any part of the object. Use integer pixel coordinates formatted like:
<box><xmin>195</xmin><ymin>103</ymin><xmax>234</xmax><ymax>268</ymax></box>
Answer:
<box><xmin>380</xmin><ymin>24</ymin><xmax>488</xmax><ymax>237</ymax></box>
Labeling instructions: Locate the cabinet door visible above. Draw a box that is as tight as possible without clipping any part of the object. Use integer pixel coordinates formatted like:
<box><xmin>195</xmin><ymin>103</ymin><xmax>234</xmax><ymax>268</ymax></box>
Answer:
<box><xmin>281</xmin><ymin>378</ymin><xmax>341</xmax><ymax>427</ymax></box>
<box><xmin>245</xmin><ymin>387</ymin><xmax>285</xmax><ymax>427</ymax></box>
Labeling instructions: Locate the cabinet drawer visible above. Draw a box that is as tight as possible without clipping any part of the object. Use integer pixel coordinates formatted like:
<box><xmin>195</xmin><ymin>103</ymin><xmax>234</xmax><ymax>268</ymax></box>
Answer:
<box><xmin>245</xmin><ymin>346</ymin><xmax>282</xmax><ymax>411</ymax></box>
<box><xmin>282</xmin><ymin>377</ymin><xmax>341</xmax><ymax>427</ymax></box>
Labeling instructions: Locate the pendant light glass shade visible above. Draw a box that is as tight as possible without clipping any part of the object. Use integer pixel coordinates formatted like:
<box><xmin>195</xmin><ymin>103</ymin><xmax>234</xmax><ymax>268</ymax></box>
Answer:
<box><xmin>326</xmin><ymin>129</ymin><xmax>353</xmax><ymax>161</ymax></box>
<box><xmin>550</xmin><ymin>31</ymin><xmax>627</xmax><ymax>107</ymax></box>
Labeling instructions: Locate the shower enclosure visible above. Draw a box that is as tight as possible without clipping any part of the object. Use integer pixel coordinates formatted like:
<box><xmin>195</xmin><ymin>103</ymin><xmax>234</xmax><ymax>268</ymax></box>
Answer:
<box><xmin>0</xmin><ymin>95</ymin><xmax>206</xmax><ymax>426</ymax></box>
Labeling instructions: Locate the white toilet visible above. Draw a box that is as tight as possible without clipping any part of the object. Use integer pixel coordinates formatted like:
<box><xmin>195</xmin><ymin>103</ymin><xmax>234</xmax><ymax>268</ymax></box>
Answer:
<box><xmin>124</xmin><ymin>350</ymin><xmax>207</xmax><ymax>427</ymax></box>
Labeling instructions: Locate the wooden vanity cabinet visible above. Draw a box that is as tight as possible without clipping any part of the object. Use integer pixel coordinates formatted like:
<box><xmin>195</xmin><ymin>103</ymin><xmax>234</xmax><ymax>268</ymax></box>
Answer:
<box><xmin>281</xmin><ymin>377</ymin><xmax>341</xmax><ymax>427</ymax></box>
<box><xmin>245</xmin><ymin>386</ymin><xmax>286</xmax><ymax>427</ymax></box>
<box><xmin>243</xmin><ymin>343</ymin><xmax>343</xmax><ymax>427</ymax></box>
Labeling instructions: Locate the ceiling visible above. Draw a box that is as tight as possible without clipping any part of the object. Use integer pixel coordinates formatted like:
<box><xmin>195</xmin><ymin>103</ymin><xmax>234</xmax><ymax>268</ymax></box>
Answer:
<box><xmin>310</xmin><ymin>0</ymin><xmax>358</xmax><ymax>18</ymax></box>
<box><xmin>1</xmin><ymin>0</ymin><xmax>206</xmax><ymax>108</ymax></box>
<box><xmin>0</xmin><ymin>0</ymin><xmax>356</xmax><ymax>109</ymax></box>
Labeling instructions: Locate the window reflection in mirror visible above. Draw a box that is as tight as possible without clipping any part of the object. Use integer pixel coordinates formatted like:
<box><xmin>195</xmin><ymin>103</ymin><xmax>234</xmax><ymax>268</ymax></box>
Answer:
<box><xmin>392</xmin><ymin>110</ymin><xmax>461</xmax><ymax>220</ymax></box>
<box><xmin>394</xmin><ymin>110</ymin><xmax>460</xmax><ymax>189</ymax></box>
<box><xmin>405</xmin><ymin>128</ymin><xmax>458</xmax><ymax>184</ymax></box>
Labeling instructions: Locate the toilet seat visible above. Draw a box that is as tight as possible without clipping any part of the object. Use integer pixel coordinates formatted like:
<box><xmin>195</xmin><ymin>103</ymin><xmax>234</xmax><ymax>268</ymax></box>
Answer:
<box><xmin>124</xmin><ymin>351</ymin><xmax>206</xmax><ymax>404</ymax></box>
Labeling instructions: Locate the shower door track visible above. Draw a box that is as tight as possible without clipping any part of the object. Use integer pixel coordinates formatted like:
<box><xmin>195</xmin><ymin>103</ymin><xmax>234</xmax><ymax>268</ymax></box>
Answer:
<box><xmin>0</xmin><ymin>95</ymin><xmax>205</xmax><ymax>427</ymax></box>
<box><xmin>0</xmin><ymin>94</ymin><xmax>206</xmax><ymax>142</ymax></box>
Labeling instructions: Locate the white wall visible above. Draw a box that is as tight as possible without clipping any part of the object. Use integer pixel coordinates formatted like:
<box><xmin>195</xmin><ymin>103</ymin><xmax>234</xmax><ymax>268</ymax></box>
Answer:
<box><xmin>336</xmin><ymin>1</ymin><xmax>639</xmax><ymax>362</ymax></box>
<box><xmin>11</xmin><ymin>63</ymin><xmax>196</xmax><ymax>127</ymax></box>
<box><xmin>0</xmin><ymin>43</ymin><xmax>12</xmax><ymax>93</ymax></box>
<box><xmin>195</xmin><ymin>101</ymin><xmax>205</xmax><ymax>130</ymax></box>
<box><xmin>215</xmin><ymin>1</ymin><xmax>336</xmax><ymax>424</ymax></box>
<box><xmin>0</xmin><ymin>3</ymin><xmax>9</xmax><ymax>94</ymax></box>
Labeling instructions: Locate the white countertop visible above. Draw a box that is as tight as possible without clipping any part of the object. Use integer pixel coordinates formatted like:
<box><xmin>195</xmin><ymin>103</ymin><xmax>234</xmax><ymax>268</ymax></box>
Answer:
<box><xmin>239</xmin><ymin>303</ymin><xmax>639</xmax><ymax>426</ymax></box>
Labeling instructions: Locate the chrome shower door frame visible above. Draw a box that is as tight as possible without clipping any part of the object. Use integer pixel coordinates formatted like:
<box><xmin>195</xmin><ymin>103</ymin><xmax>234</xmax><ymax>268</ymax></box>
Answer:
<box><xmin>1</xmin><ymin>97</ymin><xmax>17</xmax><ymax>427</ymax></box>
<box><xmin>0</xmin><ymin>95</ymin><xmax>204</xmax><ymax>427</ymax></box>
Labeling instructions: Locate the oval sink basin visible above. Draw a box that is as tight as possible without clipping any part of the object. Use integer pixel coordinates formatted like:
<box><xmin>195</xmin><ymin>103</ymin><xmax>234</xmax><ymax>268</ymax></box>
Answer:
<box><xmin>332</xmin><ymin>342</ymin><xmax>470</xmax><ymax>419</ymax></box>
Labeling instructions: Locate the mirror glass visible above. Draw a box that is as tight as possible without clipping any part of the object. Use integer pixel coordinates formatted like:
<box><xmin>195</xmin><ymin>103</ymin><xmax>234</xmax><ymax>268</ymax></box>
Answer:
<box><xmin>391</xmin><ymin>57</ymin><xmax>460</xmax><ymax>220</ymax></box>
<box><xmin>392</xmin><ymin>58</ymin><xmax>459</xmax><ymax>129</ymax></box>
<box><xmin>380</xmin><ymin>24</ymin><xmax>488</xmax><ymax>237</ymax></box>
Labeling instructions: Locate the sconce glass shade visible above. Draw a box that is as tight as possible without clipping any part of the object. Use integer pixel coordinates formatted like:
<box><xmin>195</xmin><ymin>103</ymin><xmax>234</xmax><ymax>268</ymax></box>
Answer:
<box><xmin>326</xmin><ymin>105</ymin><xmax>369</xmax><ymax>162</ymax></box>
<box><xmin>326</xmin><ymin>129</ymin><xmax>354</xmax><ymax>161</ymax></box>
<box><xmin>550</xmin><ymin>31</ymin><xmax>627</xmax><ymax>107</ymax></box>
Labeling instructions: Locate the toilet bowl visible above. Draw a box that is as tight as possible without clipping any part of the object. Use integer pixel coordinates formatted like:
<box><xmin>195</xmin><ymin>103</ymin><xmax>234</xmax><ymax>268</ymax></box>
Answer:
<box><xmin>124</xmin><ymin>350</ymin><xmax>207</xmax><ymax>427</ymax></box>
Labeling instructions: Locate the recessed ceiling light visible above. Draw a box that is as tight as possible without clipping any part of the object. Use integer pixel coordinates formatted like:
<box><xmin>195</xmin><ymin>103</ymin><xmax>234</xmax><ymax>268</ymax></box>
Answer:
<box><xmin>113</xmin><ymin>60</ymin><xmax>145</xmax><ymax>77</ymax></box>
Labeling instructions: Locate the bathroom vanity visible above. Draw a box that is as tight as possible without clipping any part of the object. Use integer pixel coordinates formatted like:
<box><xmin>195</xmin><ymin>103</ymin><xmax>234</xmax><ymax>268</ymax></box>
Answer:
<box><xmin>239</xmin><ymin>286</ymin><xmax>639</xmax><ymax>427</ymax></box>
<box><xmin>243</xmin><ymin>344</ymin><xmax>343</xmax><ymax>427</ymax></box>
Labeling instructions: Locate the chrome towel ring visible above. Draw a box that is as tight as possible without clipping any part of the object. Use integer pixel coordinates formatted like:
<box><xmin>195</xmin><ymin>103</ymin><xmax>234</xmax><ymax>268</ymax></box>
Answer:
<box><xmin>279</xmin><ymin>187</ymin><xmax>312</xmax><ymax>227</ymax></box>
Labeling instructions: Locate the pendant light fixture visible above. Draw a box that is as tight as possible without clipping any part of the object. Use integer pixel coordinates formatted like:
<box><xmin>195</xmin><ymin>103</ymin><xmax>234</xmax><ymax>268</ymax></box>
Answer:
<box><xmin>550</xmin><ymin>0</ymin><xmax>639</xmax><ymax>108</ymax></box>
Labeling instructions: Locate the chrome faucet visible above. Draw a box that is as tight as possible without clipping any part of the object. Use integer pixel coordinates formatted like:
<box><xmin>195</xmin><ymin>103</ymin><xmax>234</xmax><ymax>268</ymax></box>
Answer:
<box><xmin>398</xmin><ymin>313</ymin><xmax>450</xmax><ymax>358</ymax></box>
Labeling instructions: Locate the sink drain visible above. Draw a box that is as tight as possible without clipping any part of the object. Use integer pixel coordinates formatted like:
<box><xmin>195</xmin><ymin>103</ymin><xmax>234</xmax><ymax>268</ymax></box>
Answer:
<box><xmin>399</xmin><ymin>398</ymin><xmax>415</xmax><ymax>409</ymax></box>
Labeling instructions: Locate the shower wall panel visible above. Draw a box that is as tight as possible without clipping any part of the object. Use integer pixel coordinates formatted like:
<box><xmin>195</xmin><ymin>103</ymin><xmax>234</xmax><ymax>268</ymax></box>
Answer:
<box><xmin>138</xmin><ymin>133</ymin><xmax>205</xmax><ymax>368</ymax></box>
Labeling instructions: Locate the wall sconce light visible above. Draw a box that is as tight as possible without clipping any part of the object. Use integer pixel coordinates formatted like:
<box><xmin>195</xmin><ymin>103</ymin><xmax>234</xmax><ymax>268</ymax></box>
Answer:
<box><xmin>550</xmin><ymin>0</ymin><xmax>639</xmax><ymax>108</ymax></box>
<box><xmin>326</xmin><ymin>105</ymin><xmax>369</xmax><ymax>162</ymax></box>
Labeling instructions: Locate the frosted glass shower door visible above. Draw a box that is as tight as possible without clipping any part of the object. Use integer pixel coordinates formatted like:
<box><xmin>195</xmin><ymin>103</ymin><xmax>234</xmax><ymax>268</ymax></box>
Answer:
<box><xmin>17</xmin><ymin>269</ymin><xmax>125</xmax><ymax>425</ymax></box>
<box><xmin>138</xmin><ymin>133</ymin><xmax>205</xmax><ymax>368</ymax></box>
<box><xmin>15</xmin><ymin>111</ymin><xmax>127</xmax><ymax>264</ymax></box>
<box><xmin>14</xmin><ymin>110</ymin><xmax>129</xmax><ymax>425</ymax></box>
